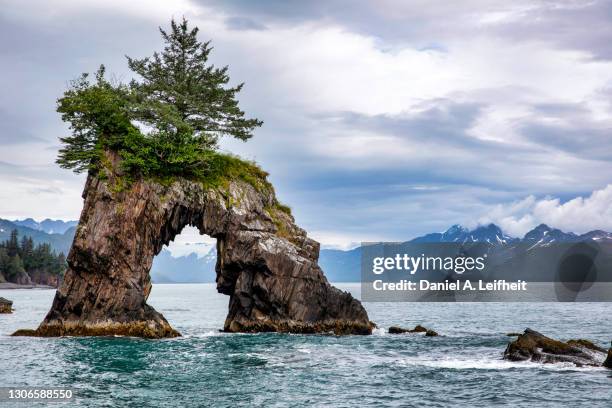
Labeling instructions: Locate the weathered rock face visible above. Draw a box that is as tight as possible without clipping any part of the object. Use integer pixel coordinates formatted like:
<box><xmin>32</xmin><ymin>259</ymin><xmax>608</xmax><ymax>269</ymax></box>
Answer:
<box><xmin>504</xmin><ymin>329</ymin><xmax>607</xmax><ymax>367</ymax></box>
<box><xmin>13</xmin><ymin>158</ymin><xmax>373</xmax><ymax>338</ymax></box>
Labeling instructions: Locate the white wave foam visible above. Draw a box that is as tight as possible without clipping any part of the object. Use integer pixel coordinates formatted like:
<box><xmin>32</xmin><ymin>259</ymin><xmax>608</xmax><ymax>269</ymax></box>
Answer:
<box><xmin>372</xmin><ymin>327</ymin><xmax>387</xmax><ymax>336</ymax></box>
<box><xmin>400</xmin><ymin>357</ymin><xmax>606</xmax><ymax>371</ymax></box>
<box><xmin>181</xmin><ymin>330</ymin><xmax>223</xmax><ymax>339</ymax></box>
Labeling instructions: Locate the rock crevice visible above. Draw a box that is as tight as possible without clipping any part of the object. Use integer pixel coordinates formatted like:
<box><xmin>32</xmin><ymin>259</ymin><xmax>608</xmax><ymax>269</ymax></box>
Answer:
<box><xmin>15</xmin><ymin>158</ymin><xmax>373</xmax><ymax>338</ymax></box>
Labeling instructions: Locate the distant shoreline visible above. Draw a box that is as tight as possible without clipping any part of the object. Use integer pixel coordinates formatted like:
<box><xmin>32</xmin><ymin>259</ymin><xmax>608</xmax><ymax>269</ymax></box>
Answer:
<box><xmin>0</xmin><ymin>282</ymin><xmax>56</xmax><ymax>290</ymax></box>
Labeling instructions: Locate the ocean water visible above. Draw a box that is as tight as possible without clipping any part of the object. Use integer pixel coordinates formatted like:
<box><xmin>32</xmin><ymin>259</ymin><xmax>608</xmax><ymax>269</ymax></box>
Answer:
<box><xmin>1</xmin><ymin>283</ymin><xmax>611</xmax><ymax>407</ymax></box>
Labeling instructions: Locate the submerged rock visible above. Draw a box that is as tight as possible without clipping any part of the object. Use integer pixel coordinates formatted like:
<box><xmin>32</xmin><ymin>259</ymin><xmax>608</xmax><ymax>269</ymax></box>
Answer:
<box><xmin>13</xmin><ymin>152</ymin><xmax>373</xmax><ymax>338</ymax></box>
<box><xmin>504</xmin><ymin>328</ymin><xmax>607</xmax><ymax>367</ymax></box>
<box><xmin>0</xmin><ymin>297</ymin><xmax>13</xmax><ymax>313</ymax></box>
<box><xmin>389</xmin><ymin>325</ymin><xmax>438</xmax><ymax>336</ymax></box>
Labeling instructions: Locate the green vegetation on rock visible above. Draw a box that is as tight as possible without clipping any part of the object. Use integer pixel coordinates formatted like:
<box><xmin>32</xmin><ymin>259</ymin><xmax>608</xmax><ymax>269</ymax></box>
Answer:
<box><xmin>56</xmin><ymin>18</ymin><xmax>263</xmax><ymax>186</ymax></box>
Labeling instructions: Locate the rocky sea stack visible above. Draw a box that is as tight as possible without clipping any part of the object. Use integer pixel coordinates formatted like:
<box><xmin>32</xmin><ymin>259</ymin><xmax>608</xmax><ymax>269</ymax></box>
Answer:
<box><xmin>13</xmin><ymin>153</ymin><xmax>373</xmax><ymax>338</ymax></box>
<box><xmin>504</xmin><ymin>328</ymin><xmax>608</xmax><ymax>367</ymax></box>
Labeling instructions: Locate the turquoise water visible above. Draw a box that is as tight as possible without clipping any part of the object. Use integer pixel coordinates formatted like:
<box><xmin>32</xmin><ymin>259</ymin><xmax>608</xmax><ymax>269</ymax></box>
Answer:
<box><xmin>1</xmin><ymin>284</ymin><xmax>611</xmax><ymax>407</ymax></box>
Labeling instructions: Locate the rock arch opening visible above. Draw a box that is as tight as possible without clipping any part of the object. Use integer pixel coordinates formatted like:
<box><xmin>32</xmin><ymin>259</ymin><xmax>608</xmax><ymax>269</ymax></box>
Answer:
<box><xmin>14</xmin><ymin>171</ymin><xmax>373</xmax><ymax>338</ymax></box>
<box><xmin>151</xmin><ymin>226</ymin><xmax>217</xmax><ymax>284</ymax></box>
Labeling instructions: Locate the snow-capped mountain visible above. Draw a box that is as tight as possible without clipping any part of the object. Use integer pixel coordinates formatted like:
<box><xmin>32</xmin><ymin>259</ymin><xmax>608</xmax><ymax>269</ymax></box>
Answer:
<box><xmin>411</xmin><ymin>223</ymin><xmax>517</xmax><ymax>244</ymax></box>
<box><xmin>578</xmin><ymin>230</ymin><xmax>612</xmax><ymax>242</ymax></box>
<box><xmin>523</xmin><ymin>223</ymin><xmax>578</xmax><ymax>245</ymax></box>
<box><xmin>149</xmin><ymin>222</ymin><xmax>612</xmax><ymax>282</ymax></box>
<box><xmin>410</xmin><ymin>224</ymin><xmax>468</xmax><ymax>243</ymax></box>
<box><xmin>412</xmin><ymin>223</ymin><xmax>612</xmax><ymax>246</ymax></box>
<box><xmin>12</xmin><ymin>218</ymin><xmax>77</xmax><ymax>234</ymax></box>
<box><xmin>460</xmin><ymin>224</ymin><xmax>518</xmax><ymax>244</ymax></box>
<box><xmin>7</xmin><ymin>215</ymin><xmax>610</xmax><ymax>283</ymax></box>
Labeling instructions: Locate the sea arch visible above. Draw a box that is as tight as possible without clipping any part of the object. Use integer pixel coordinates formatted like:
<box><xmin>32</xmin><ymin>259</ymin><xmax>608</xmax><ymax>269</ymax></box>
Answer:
<box><xmin>15</xmin><ymin>155</ymin><xmax>372</xmax><ymax>338</ymax></box>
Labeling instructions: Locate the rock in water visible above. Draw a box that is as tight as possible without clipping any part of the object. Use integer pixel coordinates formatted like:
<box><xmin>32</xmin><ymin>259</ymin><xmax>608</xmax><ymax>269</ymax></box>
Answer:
<box><xmin>604</xmin><ymin>343</ymin><xmax>612</xmax><ymax>369</ymax></box>
<box><xmin>425</xmin><ymin>329</ymin><xmax>439</xmax><ymax>337</ymax></box>
<box><xmin>388</xmin><ymin>326</ymin><xmax>409</xmax><ymax>334</ymax></box>
<box><xmin>0</xmin><ymin>297</ymin><xmax>13</xmax><ymax>313</ymax></box>
<box><xmin>503</xmin><ymin>328</ymin><xmax>607</xmax><ymax>367</ymax></box>
<box><xmin>388</xmin><ymin>325</ymin><xmax>438</xmax><ymax>336</ymax></box>
<box><xmin>13</xmin><ymin>153</ymin><xmax>373</xmax><ymax>338</ymax></box>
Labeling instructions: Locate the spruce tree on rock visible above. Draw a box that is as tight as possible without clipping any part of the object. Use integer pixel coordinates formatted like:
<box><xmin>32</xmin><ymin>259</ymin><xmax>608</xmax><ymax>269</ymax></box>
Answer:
<box><xmin>55</xmin><ymin>18</ymin><xmax>261</xmax><ymax>179</ymax></box>
<box><xmin>127</xmin><ymin>18</ymin><xmax>262</xmax><ymax>149</ymax></box>
<box><xmin>56</xmin><ymin>66</ymin><xmax>133</xmax><ymax>173</ymax></box>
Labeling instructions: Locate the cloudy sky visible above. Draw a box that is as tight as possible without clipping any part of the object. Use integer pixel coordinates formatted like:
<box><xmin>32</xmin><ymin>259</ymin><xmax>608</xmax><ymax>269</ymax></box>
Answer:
<box><xmin>1</xmin><ymin>0</ymin><xmax>612</xmax><ymax>249</ymax></box>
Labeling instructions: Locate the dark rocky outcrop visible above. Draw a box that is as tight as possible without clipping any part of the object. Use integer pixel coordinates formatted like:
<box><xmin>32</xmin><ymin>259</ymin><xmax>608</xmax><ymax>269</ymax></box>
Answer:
<box><xmin>388</xmin><ymin>325</ymin><xmax>438</xmax><ymax>336</ymax></box>
<box><xmin>604</xmin><ymin>343</ymin><xmax>612</xmax><ymax>369</ymax></box>
<box><xmin>0</xmin><ymin>297</ymin><xmax>12</xmax><ymax>313</ymax></box>
<box><xmin>13</xmin><ymin>154</ymin><xmax>373</xmax><ymax>338</ymax></box>
<box><xmin>504</xmin><ymin>329</ymin><xmax>607</xmax><ymax>367</ymax></box>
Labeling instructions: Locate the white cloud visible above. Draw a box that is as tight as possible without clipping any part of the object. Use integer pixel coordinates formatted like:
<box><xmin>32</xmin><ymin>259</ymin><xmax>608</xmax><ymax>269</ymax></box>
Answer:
<box><xmin>2</xmin><ymin>0</ymin><xmax>198</xmax><ymax>22</ymax></box>
<box><xmin>206</xmin><ymin>8</ymin><xmax>612</xmax><ymax>199</ymax></box>
<box><xmin>479</xmin><ymin>184</ymin><xmax>612</xmax><ymax>237</ymax></box>
<box><xmin>309</xmin><ymin>230</ymin><xmax>366</xmax><ymax>250</ymax></box>
<box><xmin>205</xmin><ymin>15</ymin><xmax>612</xmax><ymax>119</ymax></box>
<box><xmin>2</xmin><ymin>0</ymin><xmax>612</xmax><ymax>248</ymax></box>
<box><xmin>0</xmin><ymin>172</ymin><xmax>84</xmax><ymax>220</ymax></box>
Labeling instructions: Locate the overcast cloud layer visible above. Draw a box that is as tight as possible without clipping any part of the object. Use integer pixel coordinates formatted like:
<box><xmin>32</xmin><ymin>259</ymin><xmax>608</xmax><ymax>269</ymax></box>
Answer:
<box><xmin>1</xmin><ymin>0</ymin><xmax>611</xmax><ymax>249</ymax></box>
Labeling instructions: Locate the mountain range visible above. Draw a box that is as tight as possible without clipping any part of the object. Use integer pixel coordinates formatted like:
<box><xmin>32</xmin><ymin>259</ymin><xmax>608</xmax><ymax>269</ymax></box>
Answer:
<box><xmin>11</xmin><ymin>218</ymin><xmax>77</xmax><ymax>235</ymax></box>
<box><xmin>319</xmin><ymin>223</ymin><xmax>612</xmax><ymax>282</ymax></box>
<box><xmin>104</xmin><ymin>222</ymin><xmax>612</xmax><ymax>282</ymax></box>
<box><xmin>150</xmin><ymin>248</ymin><xmax>217</xmax><ymax>283</ymax></box>
<box><xmin>2</xmin><ymin>218</ymin><xmax>610</xmax><ymax>282</ymax></box>
<box><xmin>0</xmin><ymin>219</ymin><xmax>75</xmax><ymax>254</ymax></box>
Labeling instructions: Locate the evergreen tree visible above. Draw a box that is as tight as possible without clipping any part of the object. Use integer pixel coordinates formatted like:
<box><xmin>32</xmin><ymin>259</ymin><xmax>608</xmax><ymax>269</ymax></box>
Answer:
<box><xmin>20</xmin><ymin>236</ymin><xmax>34</xmax><ymax>270</ymax></box>
<box><xmin>0</xmin><ymin>232</ymin><xmax>67</xmax><ymax>283</ymax></box>
<box><xmin>0</xmin><ymin>248</ymin><xmax>10</xmax><ymax>277</ymax></box>
<box><xmin>7</xmin><ymin>229</ymin><xmax>19</xmax><ymax>257</ymax></box>
<box><xmin>55</xmin><ymin>253</ymin><xmax>67</xmax><ymax>275</ymax></box>
<box><xmin>127</xmin><ymin>18</ymin><xmax>262</xmax><ymax>149</ymax></box>
<box><xmin>56</xmin><ymin>66</ymin><xmax>135</xmax><ymax>173</ymax></box>
<box><xmin>55</xmin><ymin>18</ymin><xmax>261</xmax><ymax>177</ymax></box>
<box><xmin>5</xmin><ymin>254</ymin><xmax>25</xmax><ymax>280</ymax></box>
